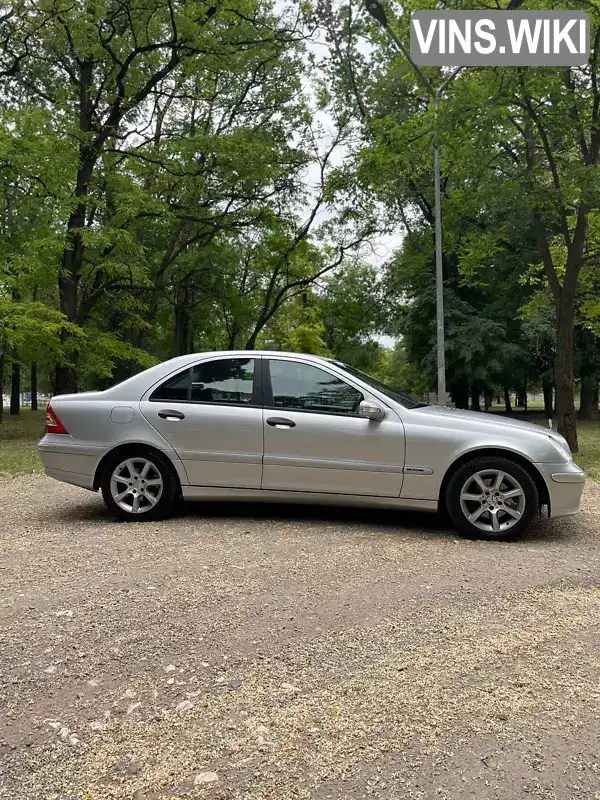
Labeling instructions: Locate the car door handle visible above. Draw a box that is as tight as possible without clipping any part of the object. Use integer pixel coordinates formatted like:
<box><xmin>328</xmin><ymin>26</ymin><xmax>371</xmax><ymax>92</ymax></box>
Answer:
<box><xmin>158</xmin><ymin>409</ymin><xmax>185</xmax><ymax>420</ymax></box>
<box><xmin>266</xmin><ymin>416</ymin><xmax>296</xmax><ymax>428</ymax></box>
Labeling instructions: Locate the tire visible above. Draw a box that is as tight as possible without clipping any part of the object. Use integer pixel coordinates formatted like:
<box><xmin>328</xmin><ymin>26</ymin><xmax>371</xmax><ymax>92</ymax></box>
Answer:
<box><xmin>101</xmin><ymin>447</ymin><xmax>179</xmax><ymax>522</ymax></box>
<box><xmin>445</xmin><ymin>456</ymin><xmax>538</xmax><ymax>541</ymax></box>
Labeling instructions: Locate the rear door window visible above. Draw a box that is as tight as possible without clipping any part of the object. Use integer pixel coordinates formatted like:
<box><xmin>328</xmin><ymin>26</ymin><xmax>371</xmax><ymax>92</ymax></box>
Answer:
<box><xmin>149</xmin><ymin>358</ymin><xmax>256</xmax><ymax>405</ymax></box>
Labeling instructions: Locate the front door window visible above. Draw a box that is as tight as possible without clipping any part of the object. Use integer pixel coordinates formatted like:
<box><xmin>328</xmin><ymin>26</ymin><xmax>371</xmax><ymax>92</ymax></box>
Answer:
<box><xmin>269</xmin><ymin>360</ymin><xmax>363</xmax><ymax>415</ymax></box>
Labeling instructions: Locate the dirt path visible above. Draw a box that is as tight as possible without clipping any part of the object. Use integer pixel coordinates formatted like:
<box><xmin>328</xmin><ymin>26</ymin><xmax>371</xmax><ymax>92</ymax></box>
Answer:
<box><xmin>1</xmin><ymin>477</ymin><xmax>599</xmax><ymax>799</ymax></box>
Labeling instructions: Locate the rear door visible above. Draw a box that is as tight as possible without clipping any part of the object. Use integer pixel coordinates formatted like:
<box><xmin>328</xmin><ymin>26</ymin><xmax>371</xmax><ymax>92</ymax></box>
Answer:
<box><xmin>261</xmin><ymin>357</ymin><xmax>405</xmax><ymax>497</ymax></box>
<box><xmin>139</xmin><ymin>356</ymin><xmax>264</xmax><ymax>488</ymax></box>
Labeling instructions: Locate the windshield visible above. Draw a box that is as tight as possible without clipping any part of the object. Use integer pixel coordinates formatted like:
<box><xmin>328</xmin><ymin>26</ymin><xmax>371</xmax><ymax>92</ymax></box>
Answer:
<box><xmin>335</xmin><ymin>363</ymin><xmax>422</xmax><ymax>409</ymax></box>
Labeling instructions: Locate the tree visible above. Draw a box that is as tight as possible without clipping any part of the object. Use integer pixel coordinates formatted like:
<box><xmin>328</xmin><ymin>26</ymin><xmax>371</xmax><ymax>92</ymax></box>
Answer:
<box><xmin>434</xmin><ymin>11</ymin><xmax>600</xmax><ymax>449</ymax></box>
<box><xmin>0</xmin><ymin>0</ymin><xmax>309</xmax><ymax>392</ymax></box>
<box><xmin>1</xmin><ymin>1</ymin><xmax>380</xmax><ymax>395</ymax></box>
<box><xmin>319</xmin><ymin>263</ymin><xmax>389</xmax><ymax>369</ymax></box>
<box><xmin>319</xmin><ymin>0</ymin><xmax>600</xmax><ymax>451</ymax></box>
<box><xmin>508</xmin><ymin>61</ymin><xmax>600</xmax><ymax>449</ymax></box>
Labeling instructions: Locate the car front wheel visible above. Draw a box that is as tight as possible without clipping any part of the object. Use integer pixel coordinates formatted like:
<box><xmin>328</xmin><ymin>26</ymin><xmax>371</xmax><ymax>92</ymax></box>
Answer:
<box><xmin>101</xmin><ymin>449</ymin><xmax>178</xmax><ymax>522</ymax></box>
<box><xmin>446</xmin><ymin>457</ymin><xmax>538</xmax><ymax>541</ymax></box>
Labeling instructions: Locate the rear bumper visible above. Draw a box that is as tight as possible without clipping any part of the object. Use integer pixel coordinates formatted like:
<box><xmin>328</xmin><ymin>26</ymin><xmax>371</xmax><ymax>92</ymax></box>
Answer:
<box><xmin>38</xmin><ymin>436</ymin><xmax>104</xmax><ymax>491</ymax></box>
<box><xmin>535</xmin><ymin>461</ymin><xmax>586</xmax><ymax>519</ymax></box>
<box><xmin>44</xmin><ymin>467</ymin><xmax>96</xmax><ymax>491</ymax></box>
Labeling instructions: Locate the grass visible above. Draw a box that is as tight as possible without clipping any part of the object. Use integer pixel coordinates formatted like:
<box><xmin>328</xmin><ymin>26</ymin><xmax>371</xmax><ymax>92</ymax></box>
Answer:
<box><xmin>564</xmin><ymin>421</ymin><xmax>600</xmax><ymax>481</ymax></box>
<box><xmin>0</xmin><ymin>409</ymin><xmax>46</xmax><ymax>478</ymax></box>
<box><xmin>0</xmin><ymin>406</ymin><xmax>599</xmax><ymax>482</ymax></box>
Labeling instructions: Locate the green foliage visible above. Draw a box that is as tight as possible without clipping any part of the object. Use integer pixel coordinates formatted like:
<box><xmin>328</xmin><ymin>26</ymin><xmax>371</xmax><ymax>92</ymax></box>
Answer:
<box><xmin>2</xmin><ymin>0</ymin><xmax>600</xmax><ymax>439</ymax></box>
<box><xmin>320</xmin><ymin>264</ymin><xmax>391</xmax><ymax>370</ymax></box>
<box><xmin>0</xmin><ymin>0</ymin><xmax>381</xmax><ymax>397</ymax></box>
<box><xmin>316</xmin><ymin>0</ymin><xmax>600</xmax><ymax>435</ymax></box>
<box><xmin>258</xmin><ymin>294</ymin><xmax>331</xmax><ymax>355</ymax></box>
<box><xmin>383</xmin><ymin>343</ymin><xmax>428</xmax><ymax>396</ymax></box>
<box><xmin>0</xmin><ymin>301</ymin><xmax>75</xmax><ymax>361</ymax></box>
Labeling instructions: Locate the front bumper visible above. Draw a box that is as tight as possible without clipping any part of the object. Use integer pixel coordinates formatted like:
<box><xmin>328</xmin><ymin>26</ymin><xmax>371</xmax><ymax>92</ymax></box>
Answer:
<box><xmin>535</xmin><ymin>461</ymin><xmax>586</xmax><ymax>518</ymax></box>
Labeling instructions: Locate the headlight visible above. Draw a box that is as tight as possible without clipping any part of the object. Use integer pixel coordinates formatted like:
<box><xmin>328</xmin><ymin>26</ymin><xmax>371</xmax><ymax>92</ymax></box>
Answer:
<box><xmin>548</xmin><ymin>434</ymin><xmax>572</xmax><ymax>461</ymax></box>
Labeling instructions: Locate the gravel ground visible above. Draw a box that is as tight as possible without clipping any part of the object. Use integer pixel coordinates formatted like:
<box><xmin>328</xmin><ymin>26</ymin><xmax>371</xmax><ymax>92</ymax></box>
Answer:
<box><xmin>1</xmin><ymin>476</ymin><xmax>600</xmax><ymax>800</ymax></box>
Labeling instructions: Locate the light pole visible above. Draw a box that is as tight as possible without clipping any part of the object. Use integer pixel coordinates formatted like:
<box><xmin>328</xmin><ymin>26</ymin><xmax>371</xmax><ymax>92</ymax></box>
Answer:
<box><xmin>364</xmin><ymin>0</ymin><xmax>461</xmax><ymax>407</ymax></box>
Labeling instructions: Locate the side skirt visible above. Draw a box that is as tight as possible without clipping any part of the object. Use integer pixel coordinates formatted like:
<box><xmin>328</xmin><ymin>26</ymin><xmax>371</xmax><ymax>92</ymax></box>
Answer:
<box><xmin>181</xmin><ymin>485</ymin><xmax>438</xmax><ymax>513</ymax></box>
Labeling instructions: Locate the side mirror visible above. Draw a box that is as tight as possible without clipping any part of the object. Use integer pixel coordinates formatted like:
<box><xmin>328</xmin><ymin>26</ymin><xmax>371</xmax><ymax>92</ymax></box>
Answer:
<box><xmin>359</xmin><ymin>400</ymin><xmax>386</xmax><ymax>421</ymax></box>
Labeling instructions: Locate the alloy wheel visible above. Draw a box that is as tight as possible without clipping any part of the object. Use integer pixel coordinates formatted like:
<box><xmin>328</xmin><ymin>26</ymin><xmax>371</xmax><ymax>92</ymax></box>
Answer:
<box><xmin>459</xmin><ymin>469</ymin><xmax>526</xmax><ymax>535</ymax></box>
<box><xmin>109</xmin><ymin>457</ymin><xmax>163</xmax><ymax>515</ymax></box>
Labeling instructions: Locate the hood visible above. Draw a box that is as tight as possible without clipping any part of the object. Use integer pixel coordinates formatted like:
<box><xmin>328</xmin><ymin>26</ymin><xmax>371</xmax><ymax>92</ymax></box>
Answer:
<box><xmin>414</xmin><ymin>405</ymin><xmax>572</xmax><ymax>457</ymax></box>
<box><xmin>416</xmin><ymin>404</ymin><xmax>550</xmax><ymax>434</ymax></box>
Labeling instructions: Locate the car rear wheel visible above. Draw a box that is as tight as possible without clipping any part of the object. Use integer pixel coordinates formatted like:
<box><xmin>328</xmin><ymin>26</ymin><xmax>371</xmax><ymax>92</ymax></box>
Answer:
<box><xmin>446</xmin><ymin>457</ymin><xmax>538</xmax><ymax>541</ymax></box>
<box><xmin>101</xmin><ymin>449</ymin><xmax>178</xmax><ymax>522</ymax></box>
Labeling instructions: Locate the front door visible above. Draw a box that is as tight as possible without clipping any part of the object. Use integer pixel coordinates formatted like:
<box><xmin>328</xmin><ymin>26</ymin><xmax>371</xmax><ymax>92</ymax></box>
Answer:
<box><xmin>140</xmin><ymin>356</ymin><xmax>263</xmax><ymax>488</ymax></box>
<box><xmin>261</xmin><ymin>358</ymin><xmax>405</xmax><ymax>497</ymax></box>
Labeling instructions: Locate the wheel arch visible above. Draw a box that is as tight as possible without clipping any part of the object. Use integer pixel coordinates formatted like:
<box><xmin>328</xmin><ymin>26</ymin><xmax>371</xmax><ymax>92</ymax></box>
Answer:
<box><xmin>438</xmin><ymin>448</ymin><xmax>550</xmax><ymax>515</ymax></box>
<box><xmin>93</xmin><ymin>443</ymin><xmax>183</xmax><ymax>495</ymax></box>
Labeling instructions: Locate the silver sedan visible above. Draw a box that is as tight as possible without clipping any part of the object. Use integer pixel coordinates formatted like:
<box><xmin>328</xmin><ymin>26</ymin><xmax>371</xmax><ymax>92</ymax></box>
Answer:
<box><xmin>38</xmin><ymin>351</ymin><xmax>585</xmax><ymax>540</ymax></box>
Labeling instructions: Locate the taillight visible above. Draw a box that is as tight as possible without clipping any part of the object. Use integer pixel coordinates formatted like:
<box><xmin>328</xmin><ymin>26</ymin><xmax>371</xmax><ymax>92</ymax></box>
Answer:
<box><xmin>45</xmin><ymin>405</ymin><xmax>69</xmax><ymax>435</ymax></box>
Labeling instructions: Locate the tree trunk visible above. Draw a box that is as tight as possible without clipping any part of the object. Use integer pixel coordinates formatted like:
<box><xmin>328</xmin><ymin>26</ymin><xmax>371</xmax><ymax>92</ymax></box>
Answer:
<box><xmin>0</xmin><ymin>350</ymin><xmax>4</xmax><ymax>424</ymax></box>
<box><xmin>54</xmin><ymin>212</ymin><xmax>84</xmax><ymax>395</ymax></box>
<box><xmin>108</xmin><ymin>324</ymin><xmax>146</xmax><ymax>387</ymax></box>
<box><xmin>10</xmin><ymin>359</ymin><xmax>20</xmax><ymax>415</ymax></box>
<box><xmin>543</xmin><ymin>379</ymin><xmax>553</xmax><ymax>419</ymax></box>
<box><xmin>54</xmin><ymin>240</ymin><xmax>82</xmax><ymax>395</ymax></box>
<box><xmin>484</xmin><ymin>387</ymin><xmax>493</xmax><ymax>411</ymax></box>
<box><xmin>578</xmin><ymin>375</ymin><xmax>599</xmax><ymax>421</ymax></box>
<box><xmin>323</xmin><ymin>326</ymin><xmax>335</xmax><ymax>353</ymax></box>
<box><xmin>54</xmin><ymin>56</ymin><xmax>97</xmax><ymax>396</ymax></box>
<box><xmin>227</xmin><ymin>322</ymin><xmax>239</xmax><ymax>350</ymax></box>
<box><xmin>555</xmin><ymin>290</ymin><xmax>578</xmax><ymax>452</ymax></box>
<box><xmin>470</xmin><ymin>383</ymin><xmax>481</xmax><ymax>412</ymax></box>
<box><xmin>504</xmin><ymin>386</ymin><xmax>512</xmax><ymax>414</ymax></box>
<box><xmin>54</xmin><ymin>360</ymin><xmax>78</xmax><ymax>395</ymax></box>
<box><xmin>516</xmin><ymin>389</ymin><xmax>527</xmax><ymax>409</ymax></box>
<box><xmin>451</xmin><ymin>379</ymin><xmax>469</xmax><ymax>409</ymax></box>
<box><xmin>30</xmin><ymin>362</ymin><xmax>38</xmax><ymax>411</ymax></box>
<box><xmin>30</xmin><ymin>286</ymin><xmax>39</xmax><ymax>411</ymax></box>
<box><xmin>173</xmin><ymin>304</ymin><xmax>191</xmax><ymax>357</ymax></box>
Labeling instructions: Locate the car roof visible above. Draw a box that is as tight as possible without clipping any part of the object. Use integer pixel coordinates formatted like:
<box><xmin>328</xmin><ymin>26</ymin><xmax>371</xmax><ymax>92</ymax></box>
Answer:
<box><xmin>168</xmin><ymin>350</ymin><xmax>335</xmax><ymax>360</ymax></box>
<box><xmin>156</xmin><ymin>350</ymin><xmax>340</xmax><ymax>369</ymax></box>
